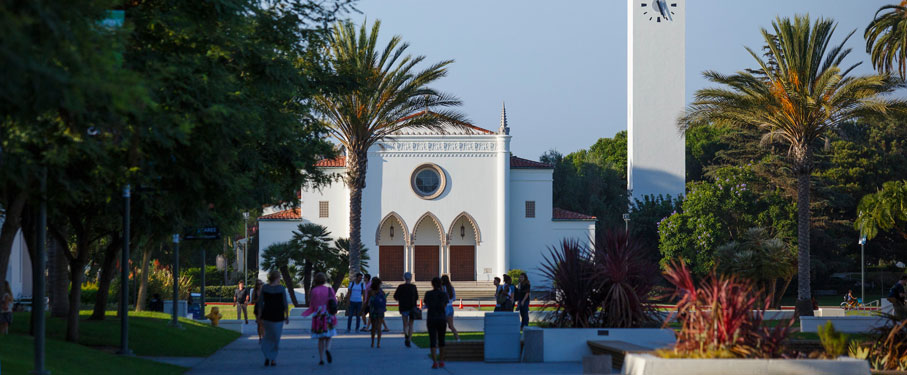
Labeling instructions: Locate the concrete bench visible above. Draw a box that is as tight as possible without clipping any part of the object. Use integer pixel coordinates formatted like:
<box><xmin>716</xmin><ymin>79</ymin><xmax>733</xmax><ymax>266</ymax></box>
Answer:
<box><xmin>587</xmin><ymin>340</ymin><xmax>652</xmax><ymax>370</ymax></box>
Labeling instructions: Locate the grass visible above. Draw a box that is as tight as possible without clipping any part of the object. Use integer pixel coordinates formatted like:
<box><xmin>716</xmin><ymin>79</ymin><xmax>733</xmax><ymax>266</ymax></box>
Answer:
<box><xmin>410</xmin><ymin>331</ymin><xmax>484</xmax><ymax>348</ymax></box>
<box><xmin>10</xmin><ymin>310</ymin><xmax>240</xmax><ymax>357</ymax></box>
<box><xmin>204</xmin><ymin>304</ymin><xmax>242</xmax><ymax>321</ymax></box>
<box><xmin>0</xmin><ymin>334</ymin><xmax>186</xmax><ymax>375</ymax></box>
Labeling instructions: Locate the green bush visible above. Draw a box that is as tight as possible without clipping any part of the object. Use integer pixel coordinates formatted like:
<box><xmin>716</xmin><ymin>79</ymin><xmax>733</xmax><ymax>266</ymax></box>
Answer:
<box><xmin>192</xmin><ymin>286</ymin><xmax>239</xmax><ymax>302</ymax></box>
<box><xmin>79</xmin><ymin>282</ymin><xmax>115</xmax><ymax>305</ymax></box>
<box><xmin>818</xmin><ymin>321</ymin><xmax>848</xmax><ymax>358</ymax></box>
<box><xmin>506</xmin><ymin>269</ymin><xmax>525</xmax><ymax>283</ymax></box>
<box><xmin>183</xmin><ymin>266</ymin><xmax>225</xmax><ymax>287</ymax></box>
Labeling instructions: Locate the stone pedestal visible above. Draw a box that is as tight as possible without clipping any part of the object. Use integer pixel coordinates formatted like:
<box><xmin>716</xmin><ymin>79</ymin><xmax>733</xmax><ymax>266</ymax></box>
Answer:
<box><xmin>583</xmin><ymin>354</ymin><xmax>613</xmax><ymax>375</ymax></box>
<box><xmin>484</xmin><ymin>312</ymin><xmax>521</xmax><ymax>362</ymax></box>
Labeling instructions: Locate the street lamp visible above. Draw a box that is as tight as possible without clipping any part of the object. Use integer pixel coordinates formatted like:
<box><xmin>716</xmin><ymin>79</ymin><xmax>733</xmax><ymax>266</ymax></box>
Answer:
<box><xmin>118</xmin><ymin>185</ymin><xmax>132</xmax><ymax>355</ymax></box>
<box><xmin>170</xmin><ymin>234</ymin><xmax>182</xmax><ymax>328</ymax></box>
<box><xmin>858</xmin><ymin>235</ymin><xmax>867</xmax><ymax>304</ymax></box>
<box><xmin>243</xmin><ymin>212</ymin><xmax>249</xmax><ymax>284</ymax></box>
<box><xmin>622</xmin><ymin>213</ymin><xmax>631</xmax><ymax>234</ymax></box>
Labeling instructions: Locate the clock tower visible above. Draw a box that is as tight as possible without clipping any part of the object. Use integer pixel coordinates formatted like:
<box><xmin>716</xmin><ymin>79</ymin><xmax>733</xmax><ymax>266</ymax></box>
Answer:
<box><xmin>627</xmin><ymin>0</ymin><xmax>686</xmax><ymax>199</ymax></box>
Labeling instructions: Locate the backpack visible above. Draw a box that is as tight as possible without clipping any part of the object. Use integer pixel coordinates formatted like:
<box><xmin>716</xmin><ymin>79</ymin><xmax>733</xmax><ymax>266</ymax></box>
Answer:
<box><xmin>370</xmin><ymin>291</ymin><xmax>387</xmax><ymax>314</ymax></box>
<box><xmin>497</xmin><ymin>285</ymin><xmax>514</xmax><ymax>310</ymax></box>
<box><xmin>327</xmin><ymin>287</ymin><xmax>338</xmax><ymax>315</ymax></box>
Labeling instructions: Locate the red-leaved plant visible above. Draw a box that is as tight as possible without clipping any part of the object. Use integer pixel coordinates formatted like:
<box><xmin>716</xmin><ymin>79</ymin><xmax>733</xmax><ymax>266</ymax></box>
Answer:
<box><xmin>539</xmin><ymin>231</ymin><xmax>658</xmax><ymax>328</ymax></box>
<box><xmin>662</xmin><ymin>260</ymin><xmax>793</xmax><ymax>358</ymax></box>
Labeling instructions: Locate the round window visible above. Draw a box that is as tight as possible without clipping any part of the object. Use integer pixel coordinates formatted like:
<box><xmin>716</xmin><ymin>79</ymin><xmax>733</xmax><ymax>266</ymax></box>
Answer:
<box><xmin>410</xmin><ymin>164</ymin><xmax>446</xmax><ymax>199</ymax></box>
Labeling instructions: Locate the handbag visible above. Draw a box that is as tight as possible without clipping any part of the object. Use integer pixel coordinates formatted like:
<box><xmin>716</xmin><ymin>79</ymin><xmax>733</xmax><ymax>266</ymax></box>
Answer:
<box><xmin>412</xmin><ymin>307</ymin><xmax>423</xmax><ymax>320</ymax></box>
<box><xmin>327</xmin><ymin>298</ymin><xmax>338</xmax><ymax>315</ymax></box>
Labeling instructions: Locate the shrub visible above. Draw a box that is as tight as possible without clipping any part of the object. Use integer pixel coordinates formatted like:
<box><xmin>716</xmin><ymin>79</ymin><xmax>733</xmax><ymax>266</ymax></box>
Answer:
<box><xmin>850</xmin><ymin>313</ymin><xmax>907</xmax><ymax>370</ymax></box>
<box><xmin>817</xmin><ymin>321</ymin><xmax>848</xmax><ymax>358</ymax></box>
<box><xmin>183</xmin><ymin>266</ymin><xmax>225</xmax><ymax>287</ymax></box>
<box><xmin>659</xmin><ymin>260</ymin><xmax>793</xmax><ymax>359</ymax></box>
<box><xmin>506</xmin><ymin>269</ymin><xmax>525</xmax><ymax>284</ymax></box>
<box><xmin>592</xmin><ymin>229</ymin><xmax>658</xmax><ymax>328</ymax></box>
<box><xmin>539</xmin><ymin>239</ymin><xmax>599</xmax><ymax>328</ymax></box>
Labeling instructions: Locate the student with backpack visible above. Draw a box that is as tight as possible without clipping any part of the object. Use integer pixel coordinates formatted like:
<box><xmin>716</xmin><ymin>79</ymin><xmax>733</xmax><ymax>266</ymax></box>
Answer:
<box><xmin>259</xmin><ymin>270</ymin><xmax>289</xmax><ymax>367</ymax></box>
<box><xmin>364</xmin><ymin>277</ymin><xmax>387</xmax><ymax>348</ymax></box>
<box><xmin>500</xmin><ymin>274</ymin><xmax>515</xmax><ymax>311</ymax></box>
<box><xmin>345</xmin><ymin>273</ymin><xmax>365</xmax><ymax>333</ymax></box>
<box><xmin>303</xmin><ymin>272</ymin><xmax>338</xmax><ymax>365</ymax></box>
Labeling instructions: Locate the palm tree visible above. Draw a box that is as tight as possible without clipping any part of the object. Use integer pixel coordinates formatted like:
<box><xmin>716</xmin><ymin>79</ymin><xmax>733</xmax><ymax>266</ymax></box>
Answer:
<box><xmin>716</xmin><ymin>227</ymin><xmax>796</xmax><ymax>308</ymax></box>
<box><xmin>679</xmin><ymin>15</ymin><xmax>903</xmax><ymax>317</ymax></box>
<box><xmin>313</xmin><ymin>20</ymin><xmax>466</xmax><ymax>278</ymax></box>
<box><xmin>291</xmin><ymin>223</ymin><xmax>333</xmax><ymax>304</ymax></box>
<box><xmin>328</xmin><ymin>238</ymin><xmax>370</xmax><ymax>291</ymax></box>
<box><xmin>260</xmin><ymin>241</ymin><xmax>301</xmax><ymax>307</ymax></box>
<box><xmin>865</xmin><ymin>2</ymin><xmax>907</xmax><ymax>79</ymax></box>
<box><xmin>855</xmin><ymin>180</ymin><xmax>907</xmax><ymax>240</ymax></box>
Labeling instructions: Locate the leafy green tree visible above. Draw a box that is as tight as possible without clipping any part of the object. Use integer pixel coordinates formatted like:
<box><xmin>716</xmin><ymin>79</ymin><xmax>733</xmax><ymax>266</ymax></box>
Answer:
<box><xmin>855</xmin><ymin>180</ymin><xmax>907</xmax><ymax>240</ymax></box>
<box><xmin>679</xmin><ymin>15</ymin><xmax>904</xmax><ymax>316</ymax></box>
<box><xmin>313</xmin><ymin>20</ymin><xmax>466</xmax><ymax>278</ymax></box>
<box><xmin>291</xmin><ymin>223</ymin><xmax>333</xmax><ymax>304</ymax></box>
<box><xmin>542</xmin><ymin>145</ymin><xmax>628</xmax><ymax>229</ymax></box>
<box><xmin>716</xmin><ymin>227</ymin><xmax>797</xmax><ymax>308</ymax></box>
<box><xmin>865</xmin><ymin>3</ymin><xmax>907</xmax><ymax>78</ymax></box>
<box><xmin>260</xmin><ymin>241</ymin><xmax>301</xmax><ymax>307</ymax></box>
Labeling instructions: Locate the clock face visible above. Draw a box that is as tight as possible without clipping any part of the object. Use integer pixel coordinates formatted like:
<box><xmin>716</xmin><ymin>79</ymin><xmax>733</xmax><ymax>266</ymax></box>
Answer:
<box><xmin>640</xmin><ymin>1</ymin><xmax>677</xmax><ymax>23</ymax></box>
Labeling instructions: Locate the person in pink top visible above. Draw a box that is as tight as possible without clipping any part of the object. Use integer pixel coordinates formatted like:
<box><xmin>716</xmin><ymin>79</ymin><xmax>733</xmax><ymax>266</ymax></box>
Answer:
<box><xmin>302</xmin><ymin>272</ymin><xmax>338</xmax><ymax>365</ymax></box>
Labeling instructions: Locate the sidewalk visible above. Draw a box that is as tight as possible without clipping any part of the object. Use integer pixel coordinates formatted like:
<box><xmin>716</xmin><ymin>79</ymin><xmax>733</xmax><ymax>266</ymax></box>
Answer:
<box><xmin>187</xmin><ymin>329</ymin><xmax>582</xmax><ymax>375</ymax></box>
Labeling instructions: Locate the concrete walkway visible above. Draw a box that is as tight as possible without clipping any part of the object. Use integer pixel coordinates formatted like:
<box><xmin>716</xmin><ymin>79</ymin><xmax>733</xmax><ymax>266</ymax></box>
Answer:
<box><xmin>188</xmin><ymin>329</ymin><xmax>582</xmax><ymax>375</ymax></box>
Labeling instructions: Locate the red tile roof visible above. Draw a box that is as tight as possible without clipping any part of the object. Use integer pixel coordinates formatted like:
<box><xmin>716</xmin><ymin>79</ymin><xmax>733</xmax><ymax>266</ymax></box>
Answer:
<box><xmin>315</xmin><ymin>156</ymin><xmax>346</xmax><ymax>167</ymax></box>
<box><xmin>314</xmin><ymin>155</ymin><xmax>553</xmax><ymax>169</ymax></box>
<box><xmin>510</xmin><ymin>156</ymin><xmax>554</xmax><ymax>169</ymax></box>
<box><xmin>552</xmin><ymin>208</ymin><xmax>596</xmax><ymax>221</ymax></box>
<box><xmin>259</xmin><ymin>208</ymin><xmax>301</xmax><ymax>221</ymax></box>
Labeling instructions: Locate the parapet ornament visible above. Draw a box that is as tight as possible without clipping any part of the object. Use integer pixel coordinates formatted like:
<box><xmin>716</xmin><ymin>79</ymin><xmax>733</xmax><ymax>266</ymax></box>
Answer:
<box><xmin>379</xmin><ymin>141</ymin><xmax>498</xmax><ymax>153</ymax></box>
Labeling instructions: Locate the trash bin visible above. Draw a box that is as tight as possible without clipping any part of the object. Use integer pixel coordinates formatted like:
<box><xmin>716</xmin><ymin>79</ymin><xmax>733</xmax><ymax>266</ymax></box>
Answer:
<box><xmin>163</xmin><ymin>300</ymin><xmax>188</xmax><ymax>317</ymax></box>
<box><xmin>484</xmin><ymin>312</ymin><xmax>521</xmax><ymax>362</ymax></box>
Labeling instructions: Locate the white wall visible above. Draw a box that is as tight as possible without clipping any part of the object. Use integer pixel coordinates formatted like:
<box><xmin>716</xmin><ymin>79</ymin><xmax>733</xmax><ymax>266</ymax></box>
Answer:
<box><xmin>301</xmin><ymin>169</ymin><xmax>350</xmax><ymax>239</ymax></box>
<box><xmin>509</xmin><ymin>169</ymin><xmax>556</xmax><ymax>280</ymax></box>
<box><xmin>257</xmin><ymin>220</ymin><xmax>303</xmax><ymax>280</ymax></box>
<box><xmin>627</xmin><ymin>0</ymin><xmax>686</xmax><ymax>198</ymax></box>
<box><xmin>3</xmin><ymin>227</ymin><xmax>32</xmax><ymax>299</ymax></box>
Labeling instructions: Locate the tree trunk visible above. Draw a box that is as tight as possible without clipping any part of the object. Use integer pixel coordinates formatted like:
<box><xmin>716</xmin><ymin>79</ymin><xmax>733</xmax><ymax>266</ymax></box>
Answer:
<box><xmin>346</xmin><ymin>148</ymin><xmax>368</xmax><ymax>279</ymax></box>
<box><xmin>66</xmin><ymin>257</ymin><xmax>85</xmax><ymax>342</ymax></box>
<box><xmin>134</xmin><ymin>242</ymin><xmax>153</xmax><ymax>311</ymax></box>
<box><xmin>90</xmin><ymin>236</ymin><xmax>122</xmax><ymax>320</ymax></box>
<box><xmin>279</xmin><ymin>265</ymin><xmax>299</xmax><ymax>307</ymax></box>
<box><xmin>794</xmin><ymin>147</ymin><xmax>814</xmax><ymax>317</ymax></box>
<box><xmin>0</xmin><ymin>190</ymin><xmax>27</xmax><ymax>285</ymax></box>
<box><xmin>302</xmin><ymin>260</ymin><xmax>312</xmax><ymax>305</ymax></box>
<box><xmin>49</xmin><ymin>232</ymin><xmax>70</xmax><ymax>317</ymax></box>
<box><xmin>777</xmin><ymin>274</ymin><xmax>794</xmax><ymax>309</ymax></box>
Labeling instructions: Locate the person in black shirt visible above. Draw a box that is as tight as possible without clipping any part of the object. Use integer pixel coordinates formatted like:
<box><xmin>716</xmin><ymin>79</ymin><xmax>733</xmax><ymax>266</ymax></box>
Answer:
<box><xmin>393</xmin><ymin>272</ymin><xmax>418</xmax><ymax>347</ymax></box>
<box><xmin>424</xmin><ymin>276</ymin><xmax>449</xmax><ymax>369</ymax></box>
<box><xmin>516</xmin><ymin>273</ymin><xmax>531</xmax><ymax>329</ymax></box>
<box><xmin>888</xmin><ymin>276</ymin><xmax>907</xmax><ymax>319</ymax></box>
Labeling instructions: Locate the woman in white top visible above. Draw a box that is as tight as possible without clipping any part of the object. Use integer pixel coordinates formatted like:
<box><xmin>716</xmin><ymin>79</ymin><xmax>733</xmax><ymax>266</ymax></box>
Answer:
<box><xmin>345</xmin><ymin>273</ymin><xmax>365</xmax><ymax>332</ymax></box>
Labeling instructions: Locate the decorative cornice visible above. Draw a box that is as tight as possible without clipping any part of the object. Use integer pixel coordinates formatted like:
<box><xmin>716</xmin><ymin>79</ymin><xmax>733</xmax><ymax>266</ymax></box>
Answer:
<box><xmin>378</xmin><ymin>140</ymin><xmax>500</xmax><ymax>154</ymax></box>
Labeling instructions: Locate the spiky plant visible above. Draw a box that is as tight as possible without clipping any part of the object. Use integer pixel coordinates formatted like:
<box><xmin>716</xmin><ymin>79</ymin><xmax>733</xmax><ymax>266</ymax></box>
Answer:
<box><xmin>539</xmin><ymin>239</ymin><xmax>599</xmax><ymax>328</ymax></box>
<box><xmin>679</xmin><ymin>15</ymin><xmax>905</xmax><ymax>317</ymax></box>
<box><xmin>592</xmin><ymin>229</ymin><xmax>658</xmax><ymax>328</ymax></box>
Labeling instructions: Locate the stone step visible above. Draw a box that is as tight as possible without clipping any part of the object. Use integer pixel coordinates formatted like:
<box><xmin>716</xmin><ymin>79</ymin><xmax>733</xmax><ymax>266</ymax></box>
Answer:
<box><xmin>443</xmin><ymin>341</ymin><xmax>484</xmax><ymax>362</ymax></box>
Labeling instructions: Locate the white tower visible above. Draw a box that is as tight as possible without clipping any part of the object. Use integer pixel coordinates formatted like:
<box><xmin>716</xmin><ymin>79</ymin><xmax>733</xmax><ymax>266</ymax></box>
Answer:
<box><xmin>627</xmin><ymin>0</ymin><xmax>686</xmax><ymax>199</ymax></box>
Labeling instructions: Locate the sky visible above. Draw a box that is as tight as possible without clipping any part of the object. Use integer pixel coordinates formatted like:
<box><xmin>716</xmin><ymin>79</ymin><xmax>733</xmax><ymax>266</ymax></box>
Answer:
<box><xmin>351</xmin><ymin>0</ymin><xmax>893</xmax><ymax>160</ymax></box>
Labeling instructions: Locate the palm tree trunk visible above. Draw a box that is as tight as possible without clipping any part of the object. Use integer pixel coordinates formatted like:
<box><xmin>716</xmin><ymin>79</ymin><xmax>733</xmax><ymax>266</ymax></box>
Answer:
<box><xmin>302</xmin><ymin>260</ymin><xmax>312</xmax><ymax>305</ymax></box>
<box><xmin>279</xmin><ymin>265</ymin><xmax>299</xmax><ymax>307</ymax></box>
<box><xmin>794</xmin><ymin>148</ymin><xmax>814</xmax><ymax>317</ymax></box>
<box><xmin>347</xmin><ymin>148</ymin><xmax>368</xmax><ymax>279</ymax></box>
<box><xmin>134</xmin><ymin>243</ymin><xmax>153</xmax><ymax>311</ymax></box>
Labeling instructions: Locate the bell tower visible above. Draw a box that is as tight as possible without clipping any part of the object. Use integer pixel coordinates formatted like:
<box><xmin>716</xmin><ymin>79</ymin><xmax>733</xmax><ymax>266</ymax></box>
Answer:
<box><xmin>627</xmin><ymin>0</ymin><xmax>686</xmax><ymax>199</ymax></box>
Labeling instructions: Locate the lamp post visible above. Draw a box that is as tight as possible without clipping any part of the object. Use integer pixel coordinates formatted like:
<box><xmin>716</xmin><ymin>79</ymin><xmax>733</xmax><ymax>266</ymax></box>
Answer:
<box><xmin>170</xmin><ymin>234</ymin><xmax>181</xmax><ymax>328</ymax></box>
<box><xmin>858</xmin><ymin>235</ymin><xmax>867</xmax><ymax>304</ymax></box>
<box><xmin>33</xmin><ymin>167</ymin><xmax>49</xmax><ymax>375</ymax></box>
<box><xmin>118</xmin><ymin>185</ymin><xmax>132</xmax><ymax>355</ymax></box>
<box><xmin>622</xmin><ymin>213</ymin><xmax>630</xmax><ymax>234</ymax></box>
<box><xmin>243</xmin><ymin>212</ymin><xmax>249</xmax><ymax>284</ymax></box>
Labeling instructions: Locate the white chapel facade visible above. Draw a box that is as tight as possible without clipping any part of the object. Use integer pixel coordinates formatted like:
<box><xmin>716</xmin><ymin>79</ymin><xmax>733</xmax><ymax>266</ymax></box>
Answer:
<box><xmin>257</xmin><ymin>107</ymin><xmax>595</xmax><ymax>283</ymax></box>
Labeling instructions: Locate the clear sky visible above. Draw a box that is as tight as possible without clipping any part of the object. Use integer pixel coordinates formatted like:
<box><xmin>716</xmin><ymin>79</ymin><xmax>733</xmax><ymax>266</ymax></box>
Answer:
<box><xmin>352</xmin><ymin>0</ymin><xmax>893</xmax><ymax>160</ymax></box>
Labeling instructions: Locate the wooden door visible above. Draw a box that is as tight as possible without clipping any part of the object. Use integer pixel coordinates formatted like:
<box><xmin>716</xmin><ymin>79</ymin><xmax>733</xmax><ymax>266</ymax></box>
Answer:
<box><xmin>449</xmin><ymin>245</ymin><xmax>475</xmax><ymax>281</ymax></box>
<box><xmin>379</xmin><ymin>246</ymin><xmax>404</xmax><ymax>281</ymax></box>
<box><xmin>414</xmin><ymin>245</ymin><xmax>439</xmax><ymax>281</ymax></box>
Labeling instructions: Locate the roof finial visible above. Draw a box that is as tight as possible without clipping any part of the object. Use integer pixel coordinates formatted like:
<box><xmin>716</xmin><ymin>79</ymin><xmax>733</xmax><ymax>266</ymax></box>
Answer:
<box><xmin>499</xmin><ymin>101</ymin><xmax>510</xmax><ymax>135</ymax></box>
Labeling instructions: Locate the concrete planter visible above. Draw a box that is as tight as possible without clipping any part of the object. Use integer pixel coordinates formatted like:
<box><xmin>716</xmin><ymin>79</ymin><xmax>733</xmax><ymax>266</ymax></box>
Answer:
<box><xmin>622</xmin><ymin>353</ymin><xmax>870</xmax><ymax>375</ymax></box>
<box><xmin>522</xmin><ymin>327</ymin><xmax>675</xmax><ymax>363</ymax></box>
<box><xmin>800</xmin><ymin>316</ymin><xmax>886</xmax><ymax>333</ymax></box>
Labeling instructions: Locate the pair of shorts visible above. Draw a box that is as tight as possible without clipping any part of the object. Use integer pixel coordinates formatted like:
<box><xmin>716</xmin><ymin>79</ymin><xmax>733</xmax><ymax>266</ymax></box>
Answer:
<box><xmin>370</xmin><ymin>311</ymin><xmax>384</xmax><ymax>323</ymax></box>
<box><xmin>445</xmin><ymin>304</ymin><xmax>454</xmax><ymax>317</ymax></box>
<box><xmin>0</xmin><ymin>312</ymin><xmax>12</xmax><ymax>324</ymax></box>
<box><xmin>400</xmin><ymin>309</ymin><xmax>411</xmax><ymax>318</ymax></box>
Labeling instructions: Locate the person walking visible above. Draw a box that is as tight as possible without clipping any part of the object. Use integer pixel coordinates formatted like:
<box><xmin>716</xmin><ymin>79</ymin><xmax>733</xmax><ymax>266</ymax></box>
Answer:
<box><xmin>345</xmin><ymin>273</ymin><xmax>365</xmax><ymax>333</ymax></box>
<box><xmin>303</xmin><ymin>272</ymin><xmax>338</xmax><ymax>365</ymax></box>
<box><xmin>888</xmin><ymin>276</ymin><xmax>907</xmax><ymax>319</ymax></box>
<box><xmin>492</xmin><ymin>277</ymin><xmax>502</xmax><ymax>312</ymax></box>
<box><xmin>502</xmin><ymin>274</ymin><xmax>515</xmax><ymax>311</ymax></box>
<box><xmin>393</xmin><ymin>272</ymin><xmax>418</xmax><ymax>347</ymax></box>
<box><xmin>259</xmin><ymin>271</ymin><xmax>289</xmax><ymax>367</ymax></box>
<box><xmin>364</xmin><ymin>277</ymin><xmax>387</xmax><ymax>348</ymax></box>
<box><xmin>516</xmin><ymin>273</ymin><xmax>532</xmax><ymax>329</ymax></box>
<box><xmin>425</xmin><ymin>277</ymin><xmax>449</xmax><ymax>369</ymax></box>
<box><xmin>1</xmin><ymin>281</ymin><xmax>13</xmax><ymax>335</ymax></box>
<box><xmin>251</xmin><ymin>279</ymin><xmax>264</xmax><ymax>342</ymax></box>
<box><xmin>440</xmin><ymin>275</ymin><xmax>460</xmax><ymax>341</ymax></box>
<box><xmin>234</xmin><ymin>280</ymin><xmax>250</xmax><ymax>324</ymax></box>
<box><xmin>361</xmin><ymin>274</ymin><xmax>372</xmax><ymax>332</ymax></box>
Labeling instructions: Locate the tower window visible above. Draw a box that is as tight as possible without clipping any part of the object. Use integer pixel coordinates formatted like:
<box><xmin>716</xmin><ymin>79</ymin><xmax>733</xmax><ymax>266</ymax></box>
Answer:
<box><xmin>525</xmin><ymin>201</ymin><xmax>536</xmax><ymax>218</ymax></box>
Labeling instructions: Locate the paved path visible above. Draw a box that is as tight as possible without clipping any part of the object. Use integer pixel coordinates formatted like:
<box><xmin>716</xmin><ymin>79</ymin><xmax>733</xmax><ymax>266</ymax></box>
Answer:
<box><xmin>188</xmin><ymin>329</ymin><xmax>582</xmax><ymax>375</ymax></box>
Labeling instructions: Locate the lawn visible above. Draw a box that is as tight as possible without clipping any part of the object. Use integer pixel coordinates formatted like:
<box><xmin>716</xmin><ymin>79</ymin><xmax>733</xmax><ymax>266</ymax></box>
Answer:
<box><xmin>10</xmin><ymin>310</ymin><xmax>240</xmax><ymax>357</ymax></box>
<box><xmin>0</xmin><ymin>334</ymin><xmax>186</xmax><ymax>375</ymax></box>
